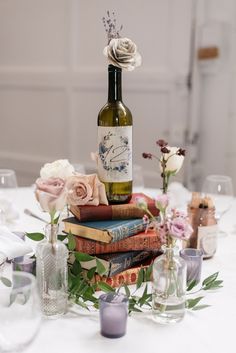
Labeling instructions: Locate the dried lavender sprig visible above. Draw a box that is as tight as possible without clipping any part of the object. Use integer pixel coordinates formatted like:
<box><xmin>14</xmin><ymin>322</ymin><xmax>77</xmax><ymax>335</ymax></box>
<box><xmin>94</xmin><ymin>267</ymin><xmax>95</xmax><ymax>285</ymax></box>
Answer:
<box><xmin>102</xmin><ymin>10</ymin><xmax>123</xmax><ymax>43</ymax></box>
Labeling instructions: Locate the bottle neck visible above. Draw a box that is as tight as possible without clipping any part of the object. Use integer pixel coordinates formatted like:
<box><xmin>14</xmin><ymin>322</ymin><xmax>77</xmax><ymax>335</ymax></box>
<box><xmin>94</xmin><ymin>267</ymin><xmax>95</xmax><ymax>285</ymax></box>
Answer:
<box><xmin>108</xmin><ymin>65</ymin><xmax>122</xmax><ymax>102</ymax></box>
<box><xmin>45</xmin><ymin>224</ymin><xmax>58</xmax><ymax>244</ymax></box>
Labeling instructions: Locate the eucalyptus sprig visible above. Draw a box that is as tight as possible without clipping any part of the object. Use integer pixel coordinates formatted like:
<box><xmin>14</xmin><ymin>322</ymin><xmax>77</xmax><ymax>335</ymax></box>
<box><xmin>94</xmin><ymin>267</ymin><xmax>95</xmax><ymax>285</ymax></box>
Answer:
<box><xmin>185</xmin><ymin>272</ymin><xmax>223</xmax><ymax>311</ymax></box>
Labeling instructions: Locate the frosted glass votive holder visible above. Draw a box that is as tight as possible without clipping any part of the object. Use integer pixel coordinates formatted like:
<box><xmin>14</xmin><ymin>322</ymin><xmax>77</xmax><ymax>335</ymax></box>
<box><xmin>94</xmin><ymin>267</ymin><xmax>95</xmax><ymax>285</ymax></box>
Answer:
<box><xmin>99</xmin><ymin>293</ymin><xmax>128</xmax><ymax>338</ymax></box>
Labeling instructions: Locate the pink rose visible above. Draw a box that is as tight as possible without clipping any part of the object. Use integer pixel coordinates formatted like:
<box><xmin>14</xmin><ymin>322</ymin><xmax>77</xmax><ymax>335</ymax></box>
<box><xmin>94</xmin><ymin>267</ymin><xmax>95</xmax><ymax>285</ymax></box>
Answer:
<box><xmin>66</xmin><ymin>174</ymin><xmax>108</xmax><ymax>206</ymax></box>
<box><xmin>168</xmin><ymin>217</ymin><xmax>193</xmax><ymax>240</ymax></box>
<box><xmin>155</xmin><ymin>194</ymin><xmax>169</xmax><ymax>211</ymax></box>
<box><xmin>35</xmin><ymin>177</ymin><xmax>67</xmax><ymax>213</ymax></box>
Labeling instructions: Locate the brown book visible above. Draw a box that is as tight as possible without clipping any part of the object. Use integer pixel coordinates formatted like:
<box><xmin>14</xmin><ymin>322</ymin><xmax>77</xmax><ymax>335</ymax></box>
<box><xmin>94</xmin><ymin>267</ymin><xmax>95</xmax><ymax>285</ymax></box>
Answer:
<box><xmin>70</xmin><ymin>193</ymin><xmax>159</xmax><ymax>222</ymax></box>
<box><xmin>75</xmin><ymin>229</ymin><xmax>161</xmax><ymax>254</ymax></box>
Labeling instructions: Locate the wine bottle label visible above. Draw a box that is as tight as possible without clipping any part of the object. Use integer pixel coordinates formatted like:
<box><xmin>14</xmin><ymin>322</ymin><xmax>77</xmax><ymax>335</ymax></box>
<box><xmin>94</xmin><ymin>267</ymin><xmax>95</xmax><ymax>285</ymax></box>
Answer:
<box><xmin>97</xmin><ymin>126</ymin><xmax>132</xmax><ymax>182</ymax></box>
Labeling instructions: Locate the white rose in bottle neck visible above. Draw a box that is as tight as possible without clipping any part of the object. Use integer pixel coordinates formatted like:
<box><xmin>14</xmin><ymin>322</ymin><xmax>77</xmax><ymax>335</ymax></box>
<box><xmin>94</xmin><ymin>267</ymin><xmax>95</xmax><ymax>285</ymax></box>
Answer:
<box><xmin>160</xmin><ymin>147</ymin><xmax>184</xmax><ymax>175</ymax></box>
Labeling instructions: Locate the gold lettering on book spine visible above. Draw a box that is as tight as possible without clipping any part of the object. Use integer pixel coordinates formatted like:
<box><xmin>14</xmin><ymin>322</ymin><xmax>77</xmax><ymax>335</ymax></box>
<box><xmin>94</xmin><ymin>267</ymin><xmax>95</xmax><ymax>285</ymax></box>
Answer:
<box><xmin>112</xmin><ymin>205</ymin><xmax>144</xmax><ymax>219</ymax></box>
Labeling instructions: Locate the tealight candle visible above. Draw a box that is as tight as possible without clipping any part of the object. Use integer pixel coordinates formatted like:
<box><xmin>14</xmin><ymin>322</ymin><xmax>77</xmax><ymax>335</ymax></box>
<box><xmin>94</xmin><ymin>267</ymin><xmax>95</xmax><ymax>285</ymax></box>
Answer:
<box><xmin>180</xmin><ymin>248</ymin><xmax>203</xmax><ymax>284</ymax></box>
<box><xmin>99</xmin><ymin>293</ymin><xmax>128</xmax><ymax>338</ymax></box>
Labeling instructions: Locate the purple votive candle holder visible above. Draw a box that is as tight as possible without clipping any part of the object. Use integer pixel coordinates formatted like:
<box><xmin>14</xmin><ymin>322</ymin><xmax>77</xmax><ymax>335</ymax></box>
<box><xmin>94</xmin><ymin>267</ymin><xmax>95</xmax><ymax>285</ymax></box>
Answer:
<box><xmin>13</xmin><ymin>256</ymin><xmax>36</xmax><ymax>275</ymax></box>
<box><xmin>180</xmin><ymin>248</ymin><xmax>203</xmax><ymax>284</ymax></box>
<box><xmin>99</xmin><ymin>293</ymin><xmax>128</xmax><ymax>338</ymax></box>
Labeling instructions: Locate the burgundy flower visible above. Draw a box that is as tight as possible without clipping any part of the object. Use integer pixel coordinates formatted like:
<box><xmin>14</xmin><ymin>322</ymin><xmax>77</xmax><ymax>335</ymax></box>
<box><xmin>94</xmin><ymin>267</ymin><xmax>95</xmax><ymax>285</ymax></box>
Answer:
<box><xmin>142</xmin><ymin>152</ymin><xmax>152</xmax><ymax>159</ymax></box>
<box><xmin>156</xmin><ymin>139</ymin><xmax>168</xmax><ymax>147</ymax></box>
<box><xmin>161</xmin><ymin>146</ymin><xmax>170</xmax><ymax>154</ymax></box>
<box><xmin>176</xmin><ymin>148</ymin><xmax>186</xmax><ymax>156</ymax></box>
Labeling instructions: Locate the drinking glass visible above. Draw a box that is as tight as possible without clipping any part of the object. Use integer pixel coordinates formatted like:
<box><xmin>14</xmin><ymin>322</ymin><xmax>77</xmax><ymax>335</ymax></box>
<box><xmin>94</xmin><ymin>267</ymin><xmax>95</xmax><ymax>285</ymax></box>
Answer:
<box><xmin>0</xmin><ymin>169</ymin><xmax>18</xmax><ymax>224</ymax></box>
<box><xmin>0</xmin><ymin>170</ymin><xmax>18</xmax><ymax>189</ymax></box>
<box><xmin>0</xmin><ymin>271</ymin><xmax>41</xmax><ymax>352</ymax></box>
<box><xmin>202</xmin><ymin>175</ymin><xmax>234</xmax><ymax>237</ymax></box>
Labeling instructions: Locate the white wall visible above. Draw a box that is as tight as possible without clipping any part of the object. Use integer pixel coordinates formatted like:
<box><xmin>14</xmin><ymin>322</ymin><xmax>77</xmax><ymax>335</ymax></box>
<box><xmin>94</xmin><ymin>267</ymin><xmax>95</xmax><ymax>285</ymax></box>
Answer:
<box><xmin>0</xmin><ymin>0</ymin><xmax>192</xmax><ymax>187</ymax></box>
<box><xmin>188</xmin><ymin>0</ymin><xmax>236</xmax><ymax>191</ymax></box>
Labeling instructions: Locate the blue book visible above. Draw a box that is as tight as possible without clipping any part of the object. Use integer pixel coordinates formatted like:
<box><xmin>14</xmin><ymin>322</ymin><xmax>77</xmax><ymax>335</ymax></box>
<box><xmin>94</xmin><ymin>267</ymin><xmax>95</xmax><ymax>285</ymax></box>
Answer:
<box><xmin>80</xmin><ymin>250</ymin><xmax>153</xmax><ymax>277</ymax></box>
<box><xmin>63</xmin><ymin>217</ymin><xmax>147</xmax><ymax>243</ymax></box>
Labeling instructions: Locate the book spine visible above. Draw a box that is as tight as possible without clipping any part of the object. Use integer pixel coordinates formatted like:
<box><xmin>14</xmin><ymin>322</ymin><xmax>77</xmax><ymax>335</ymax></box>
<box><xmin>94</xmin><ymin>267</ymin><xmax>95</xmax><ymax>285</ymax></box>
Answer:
<box><xmin>93</xmin><ymin>265</ymin><xmax>149</xmax><ymax>288</ymax></box>
<box><xmin>75</xmin><ymin>231</ymin><xmax>161</xmax><ymax>254</ymax></box>
<box><xmin>109</xmin><ymin>219</ymin><xmax>147</xmax><ymax>243</ymax></box>
<box><xmin>108</xmin><ymin>250</ymin><xmax>151</xmax><ymax>276</ymax></box>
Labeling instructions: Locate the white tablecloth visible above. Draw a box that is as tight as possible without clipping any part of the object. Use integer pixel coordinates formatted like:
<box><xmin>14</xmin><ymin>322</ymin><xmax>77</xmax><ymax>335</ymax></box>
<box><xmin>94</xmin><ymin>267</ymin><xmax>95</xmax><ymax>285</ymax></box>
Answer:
<box><xmin>2</xmin><ymin>187</ymin><xmax>236</xmax><ymax>353</ymax></box>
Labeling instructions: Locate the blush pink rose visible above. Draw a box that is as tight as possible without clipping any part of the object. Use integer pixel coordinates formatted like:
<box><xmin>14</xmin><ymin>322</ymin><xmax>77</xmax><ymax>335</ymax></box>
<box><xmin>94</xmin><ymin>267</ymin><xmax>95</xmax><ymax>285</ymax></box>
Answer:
<box><xmin>168</xmin><ymin>217</ymin><xmax>193</xmax><ymax>241</ymax></box>
<box><xmin>155</xmin><ymin>194</ymin><xmax>169</xmax><ymax>211</ymax></box>
<box><xmin>35</xmin><ymin>177</ymin><xmax>67</xmax><ymax>213</ymax></box>
<box><xmin>66</xmin><ymin>174</ymin><xmax>108</xmax><ymax>206</ymax></box>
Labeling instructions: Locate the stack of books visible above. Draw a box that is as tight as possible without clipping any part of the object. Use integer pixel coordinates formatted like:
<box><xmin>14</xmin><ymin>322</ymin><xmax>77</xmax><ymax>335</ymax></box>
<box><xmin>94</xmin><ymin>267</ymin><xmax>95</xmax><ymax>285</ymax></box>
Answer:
<box><xmin>63</xmin><ymin>193</ymin><xmax>161</xmax><ymax>288</ymax></box>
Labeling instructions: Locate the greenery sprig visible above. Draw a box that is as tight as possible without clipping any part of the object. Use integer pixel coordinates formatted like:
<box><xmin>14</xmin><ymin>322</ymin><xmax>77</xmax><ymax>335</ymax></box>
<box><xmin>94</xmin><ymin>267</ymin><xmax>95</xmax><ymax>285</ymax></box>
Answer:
<box><xmin>26</xmin><ymin>232</ymin><xmax>223</xmax><ymax>314</ymax></box>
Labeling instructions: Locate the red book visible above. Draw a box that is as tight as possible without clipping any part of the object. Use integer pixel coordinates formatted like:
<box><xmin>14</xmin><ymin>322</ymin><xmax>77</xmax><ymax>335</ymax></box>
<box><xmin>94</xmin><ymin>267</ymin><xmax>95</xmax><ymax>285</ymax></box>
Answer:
<box><xmin>75</xmin><ymin>229</ymin><xmax>161</xmax><ymax>254</ymax></box>
<box><xmin>70</xmin><ymin>193</ymin><xmax>159</xmax><ymax>222</ymax></box>
<box><xmin>88</xmin><ymin>257</ymin><xmax>158</xmax><ymax>289</ymax></box>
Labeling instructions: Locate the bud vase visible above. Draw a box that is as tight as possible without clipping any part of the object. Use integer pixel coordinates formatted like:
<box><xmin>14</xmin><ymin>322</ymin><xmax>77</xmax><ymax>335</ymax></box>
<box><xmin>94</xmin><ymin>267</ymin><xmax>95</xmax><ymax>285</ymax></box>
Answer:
<box><xmin>36</xmin><ymin>223</ymin><xmax>68</xmax><ymax>318</ymax></box>
<box><xmin>152</xmin><ymin>246</ymin><xmax>187</xmax><ymax>324</ymax></box>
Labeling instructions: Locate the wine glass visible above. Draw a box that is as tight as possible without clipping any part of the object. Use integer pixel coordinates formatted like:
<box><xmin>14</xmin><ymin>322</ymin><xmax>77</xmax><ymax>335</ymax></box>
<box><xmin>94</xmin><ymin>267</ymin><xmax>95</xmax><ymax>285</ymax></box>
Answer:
<box><xmin>0</xmin><ymin>271</ymin><xmax>41</xmax><ymax>352</ymax></box>
<box><xmin>0</xmin><ymin>169</ymin><xmax>18</xmax><ymax>225</ymax></box>
<box><xmin>0</xmin><ymin>170</ymin><xmax>18</xmax><ymax>189</ymax></box>
<box><xmin>202</xmin><ymin>175</ymin><xmax>234</xmax><ymax>237</ymax></box>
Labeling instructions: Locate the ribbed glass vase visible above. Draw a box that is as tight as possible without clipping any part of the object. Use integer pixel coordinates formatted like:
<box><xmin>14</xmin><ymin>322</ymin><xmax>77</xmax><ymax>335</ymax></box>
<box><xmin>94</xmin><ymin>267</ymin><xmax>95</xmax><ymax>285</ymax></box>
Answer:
<box><xmin>36</xmin><ymin>223</ymin><xmax>68</xmax><ymax>319</ymax></box>
<box><xmin>152</xmin><ymin>246</ymin><xmax>187</xmax><ymax>324</ymax></box>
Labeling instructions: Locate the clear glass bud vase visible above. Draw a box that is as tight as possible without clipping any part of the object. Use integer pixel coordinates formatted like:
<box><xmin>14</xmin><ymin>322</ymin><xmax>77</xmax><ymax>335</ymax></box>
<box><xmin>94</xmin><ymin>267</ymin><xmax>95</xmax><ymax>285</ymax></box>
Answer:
<box><xmin>36</xmin><ymin>223</ymin><xmax>68</xmax><ymax>318</ymax></box>
<box><xmin>152</xmin><ymin>246</ymin><xmax>187</xmax><ymax>324</ymax></box>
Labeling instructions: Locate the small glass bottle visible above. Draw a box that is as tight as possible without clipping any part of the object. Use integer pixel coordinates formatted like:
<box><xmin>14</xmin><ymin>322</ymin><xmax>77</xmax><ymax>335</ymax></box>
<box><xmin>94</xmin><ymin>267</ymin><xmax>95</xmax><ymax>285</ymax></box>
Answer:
<box><xmin>187</xmin><ymin>205</ymin><xmax>218</xmax><ymax>259</ymax></box>
<box><xmin>152</xmin><ymin>246</ymin><xmax>187</xmax><ymax>324</ymax></box>
<box><xmin>36</xmin><ymin>223</ymin><xmax>68</xmax><ymax>318</ymax></box>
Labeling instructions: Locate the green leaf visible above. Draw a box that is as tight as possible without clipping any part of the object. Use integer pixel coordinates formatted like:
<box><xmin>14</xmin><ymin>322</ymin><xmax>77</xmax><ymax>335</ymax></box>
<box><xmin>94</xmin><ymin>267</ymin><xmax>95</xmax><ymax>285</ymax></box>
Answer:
<box><xmin>75</xmin><ymin>299</ymin><xmax>89</xmax><ymax>310</ymax></box>
<box><xmin>186</xmin><ymin>296</ymin><xmax>204</xmax><ymax>309</ymax></box>
<box><xmin>0</xmin><ymin>277</ymin><xmax>12</xmax><ymax>287</ymax></box>
<box><xmin>187</xmin><ymin>279</ymin><xmax>197</xmax><ymax>292</ymax></box>
<box><xmin>136</xmin><ymin>268</ymin><xmax>145</xmax><ymax>289</ymax></box>
<box><xmin>139</xmin><ymin>284</ymin><xmax>149</xmax><ymax>306</ymax></box>
<box><xmin>192</xmin><ymin>304</ymin><xmax>211</xmax><ymax>311</ymax></box>
<box><xmin>97</xmin><ymin>281</ymin><xmax>115</xmax><ymax>293</ymax></box>
<box><xmin>72</xmin><ymin>260</ymin><xmax>82</xmax><ymax>276</ymax></box>
<box><xmin>203</xmin><ymin>280</ymin><xmax>223</xmax><ymax>290</ymax></box>
<box><xmin>202</xmin><ymin>272</ymin><xmax>219</xmax><ymax>286</ymax></box>
<box><xmin>53</xmin><ymin>215</ymin><xmax>60</xmax><ymax>224</ymax></box>
<box><xmin>58</xmin><ymin>234</ymin><xmax>67</xmax><ymax>241</ymax></box>
<box><xmin>68</xmin><ymin>233</ymin><xmax>76</xmax><ymax>251</ymax></box>
<box><xmin>87</xmin><ymin>267</ymin><xmax>97</xmax><ymax>280</ymax></box>
<box><xmin>74</xmin><ymin>252</ymin><xmax>94</xmax><ymax>262</ymax></box>
<box><xmin>145</xmin><ymin>263</ymin><xmax>153</xmax><ymax>281</ymax></box>
<box><xmin>96</xmin><ymin>259</ymin><xmax>107</xmax><ymax>275</ymax></box>
<box><xmin>26</xmin><ymin>232</ymin><xmax>45</xmax><ymax>241</ymax></box>
<box><xmin>123</xmin><ymin>284</ymin><xmax>130</xmax><ymax>298</ymax></box>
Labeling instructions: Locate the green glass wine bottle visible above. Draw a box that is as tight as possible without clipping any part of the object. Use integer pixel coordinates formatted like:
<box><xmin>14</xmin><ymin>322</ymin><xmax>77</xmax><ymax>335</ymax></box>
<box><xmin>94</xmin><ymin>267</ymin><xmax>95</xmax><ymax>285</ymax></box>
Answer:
<box><xmin>97</xmin><ymin>64</ymin><xmax>132</xmax><ymax>204</ymax></box>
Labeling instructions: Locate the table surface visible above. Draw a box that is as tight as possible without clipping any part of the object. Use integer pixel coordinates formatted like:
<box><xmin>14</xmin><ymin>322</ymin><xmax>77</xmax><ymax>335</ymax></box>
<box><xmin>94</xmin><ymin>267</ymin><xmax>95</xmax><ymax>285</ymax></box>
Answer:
<box><xmin>2</xmin><ymin>187</ymin><xmax>236</xmax><ymax>353</ymax></box>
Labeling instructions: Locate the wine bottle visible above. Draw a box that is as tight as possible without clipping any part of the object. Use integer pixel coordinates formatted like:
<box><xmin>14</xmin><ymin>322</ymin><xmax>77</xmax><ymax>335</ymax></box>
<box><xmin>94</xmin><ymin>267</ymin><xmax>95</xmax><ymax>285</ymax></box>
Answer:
<box><xmin>97</xmin><ymin>64</ymin><xmax>132</xmax><ymax>204</ymax></box>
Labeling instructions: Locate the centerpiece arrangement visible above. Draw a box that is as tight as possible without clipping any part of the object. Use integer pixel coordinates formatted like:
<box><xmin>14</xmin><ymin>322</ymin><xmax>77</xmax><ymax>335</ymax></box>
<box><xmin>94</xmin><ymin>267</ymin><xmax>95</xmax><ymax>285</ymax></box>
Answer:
<box><xmin>23</xmin><ymin>12</ymin><xmax>223</xmax><ymax>328</ymax></box>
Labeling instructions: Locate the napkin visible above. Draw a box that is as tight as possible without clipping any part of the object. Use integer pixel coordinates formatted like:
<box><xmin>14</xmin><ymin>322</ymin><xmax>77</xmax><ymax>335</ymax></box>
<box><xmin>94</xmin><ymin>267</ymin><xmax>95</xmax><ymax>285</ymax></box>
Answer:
<box><xmin>168</xmin><ymin>182</ymin><xmax>192</xmax><ymax>209</ymax></box>
<box><xmin>0</xmin><ymin>226</ymin><xmax>32</xmax><ymax>260</ymax></box>
<box><xmin>0</xmin><ymin>195</ymin><xmax>19</xmax><ymax>223</ymax></box>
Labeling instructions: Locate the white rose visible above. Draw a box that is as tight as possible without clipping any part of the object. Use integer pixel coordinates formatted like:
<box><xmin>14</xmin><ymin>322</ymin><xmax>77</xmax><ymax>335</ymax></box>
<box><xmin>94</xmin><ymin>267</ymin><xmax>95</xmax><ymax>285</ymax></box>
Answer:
<box><xmin>160</xmin><ymin>147</ymin><xmax>184</xmax><ymax>175</ymax></box>
<box><xmin>103</xmin><ymin>37</ymin><xmax>142</xmax><ymax>71</ymax></box>
<box><xmin>40</xmin><ymin>159</ymin><xmax>75</xmax><ymax>180</ymax></box>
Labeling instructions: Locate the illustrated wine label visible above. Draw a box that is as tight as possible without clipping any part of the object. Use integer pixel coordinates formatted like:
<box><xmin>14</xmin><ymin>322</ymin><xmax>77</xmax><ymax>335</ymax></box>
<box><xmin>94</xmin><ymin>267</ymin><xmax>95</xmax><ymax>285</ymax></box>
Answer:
<box><xmin>197</xmin><ymin>225</ymin><xmax>218</xmax><ymax>258</ymax></box>
<box><xmin>97</xmin><ymin>126</ymin><xmax>132</xmax><ymax>182</ymax></box>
